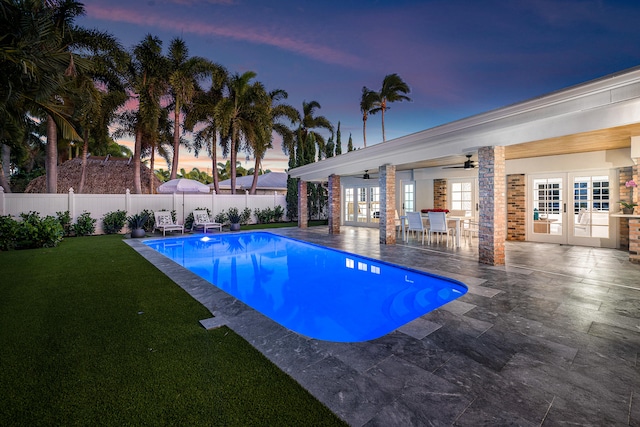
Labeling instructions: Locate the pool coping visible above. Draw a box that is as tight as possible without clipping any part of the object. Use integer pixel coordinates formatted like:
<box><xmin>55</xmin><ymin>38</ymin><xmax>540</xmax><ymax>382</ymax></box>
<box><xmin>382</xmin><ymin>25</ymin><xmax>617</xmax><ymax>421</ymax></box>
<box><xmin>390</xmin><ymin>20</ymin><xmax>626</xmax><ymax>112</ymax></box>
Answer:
<box><xmin>124</xmin><ymin>232</ymin><xmax>495</xmax><ymax>426</ymax></box>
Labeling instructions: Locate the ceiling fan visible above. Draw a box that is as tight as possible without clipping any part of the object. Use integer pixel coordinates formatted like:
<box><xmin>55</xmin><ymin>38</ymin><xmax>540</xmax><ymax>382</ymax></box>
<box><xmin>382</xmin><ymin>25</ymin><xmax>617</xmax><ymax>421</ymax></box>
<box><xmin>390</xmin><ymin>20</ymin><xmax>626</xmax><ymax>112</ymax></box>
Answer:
<box><xmin>443</xmin><ymin>154</ymin><xmax>476</xmax><ymax>170</ymax></box>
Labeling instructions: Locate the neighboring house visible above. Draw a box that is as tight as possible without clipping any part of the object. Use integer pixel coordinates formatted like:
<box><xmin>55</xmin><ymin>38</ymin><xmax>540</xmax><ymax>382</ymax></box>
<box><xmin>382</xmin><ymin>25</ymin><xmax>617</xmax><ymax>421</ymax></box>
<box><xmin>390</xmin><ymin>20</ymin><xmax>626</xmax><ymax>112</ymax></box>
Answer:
<box><xmin>289</xmin><ymin>66</ymin><xmax>640</xmax><ymax>264</ymax></box>
<box><xmin>25</xmin><ymin>156</ymin><xmax>162</xmax><ymax>194</ymax></box>
<box><xmin>215</xmin><ymin>172</ymin><xmax>288</xmax><ymax>195</ymax></box>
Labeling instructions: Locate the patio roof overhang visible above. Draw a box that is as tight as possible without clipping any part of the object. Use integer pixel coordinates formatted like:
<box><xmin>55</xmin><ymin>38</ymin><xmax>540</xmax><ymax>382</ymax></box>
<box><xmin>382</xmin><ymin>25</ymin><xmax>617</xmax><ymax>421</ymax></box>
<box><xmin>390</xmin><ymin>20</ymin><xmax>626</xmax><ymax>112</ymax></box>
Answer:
<box><xmin>289</xmin><ymin>66</ymin><xmax>640</xmax><ymax>182</ymax></box>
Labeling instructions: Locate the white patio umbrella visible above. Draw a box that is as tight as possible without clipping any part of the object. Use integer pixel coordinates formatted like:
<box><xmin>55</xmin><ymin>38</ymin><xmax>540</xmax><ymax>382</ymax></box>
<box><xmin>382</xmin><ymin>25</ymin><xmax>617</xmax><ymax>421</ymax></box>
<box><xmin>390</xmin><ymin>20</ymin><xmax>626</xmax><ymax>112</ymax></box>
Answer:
<box><xmin>157</xmin><ymin>178</ymin><xmax>210</xmax><ymax>222</ymax></box>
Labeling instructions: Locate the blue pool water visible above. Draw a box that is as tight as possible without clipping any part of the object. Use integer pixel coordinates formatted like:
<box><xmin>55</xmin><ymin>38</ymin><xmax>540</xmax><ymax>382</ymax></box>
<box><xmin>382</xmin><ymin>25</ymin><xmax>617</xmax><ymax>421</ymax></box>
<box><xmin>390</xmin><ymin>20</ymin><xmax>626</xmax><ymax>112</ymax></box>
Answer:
<box><xmin>144</xmin><ymin>232</ymin><xmax>467</xmax><ymax>342</ymax></box>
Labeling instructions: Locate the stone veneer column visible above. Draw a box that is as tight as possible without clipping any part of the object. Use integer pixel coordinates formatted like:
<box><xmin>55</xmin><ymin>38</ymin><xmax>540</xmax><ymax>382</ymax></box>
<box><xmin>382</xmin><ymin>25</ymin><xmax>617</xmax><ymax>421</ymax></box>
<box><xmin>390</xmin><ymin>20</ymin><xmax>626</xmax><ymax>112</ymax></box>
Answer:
<box><xmin>433</xmin><ymin>179</ymin><xmax>447</xmax><ymax>210</ymax></box>
<box><xmin>379</xmin><ymin>164</ymin><xmax>396</xmax><ymax>244</ymax></box>
<box><xmin>478</xmin><ymin>146</ymin><xmax>506</xmax><ymax>265</ymax></box>
<box><xmin>328</xmin><ymin>174</ymin><xmax>340</xmax><ymax>234</ymax></box>
<box><xmin>297</xmin><ymin>179</ymin><xmax>308</xmax><ymax>229</ymax></box>
<box><xmin>619</xmin><ymin>167</ymin><xmax>633</xmax><ymax>249</ymax></box>
<box><xmin>630</xmin><ymin>219</ymin><xmax>640</xmax><ymax>263</ymax></box>
<box><xmin>507</xmin><ymin>174</ymin><xmax>526</xmax><ymax>241</ymax></box>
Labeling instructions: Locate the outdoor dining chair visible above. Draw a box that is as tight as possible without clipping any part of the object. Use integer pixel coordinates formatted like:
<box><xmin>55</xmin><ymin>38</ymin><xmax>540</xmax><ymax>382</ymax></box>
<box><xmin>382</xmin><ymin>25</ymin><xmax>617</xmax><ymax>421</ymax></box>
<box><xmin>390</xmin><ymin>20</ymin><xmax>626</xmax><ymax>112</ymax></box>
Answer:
<box><xmin>406</xmin><ymin>212</ymin><xmax>427</xmax><ymax>244</ymax></box>
<box><xmin>427</xmin><ymin>211</ymin><xmax>454</xmax><ymax>246</ymax></box>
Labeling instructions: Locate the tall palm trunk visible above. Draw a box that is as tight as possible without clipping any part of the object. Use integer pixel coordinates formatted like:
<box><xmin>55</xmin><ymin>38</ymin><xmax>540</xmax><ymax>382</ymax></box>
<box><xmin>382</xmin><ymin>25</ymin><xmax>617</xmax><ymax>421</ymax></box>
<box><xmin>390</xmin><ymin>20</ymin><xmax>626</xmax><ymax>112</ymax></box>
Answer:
<box><xmin>170</xmin><ymin>105</ymin><xmax>180</xmax><ymax>180</ymax></box>
<box><xmin>149</xmin><ymin>147</ymin><xmax>156</xmax><ymax>194</ymax></box>
<box><xmin>0</xmin><ymin>144</ymin><xmax>11</xmax><ymax>193</ymax></box>
<box><xmin>249</xmin><ymin>157</ymin><xmax>260</xmax><ymax>194</ymax></box>
<box><xmin>230</xmin><ymin>134</ymin><xmax>237</xmax><ymax>194</ymax></box>
<box><xmin>381</xmin><ymin>100</ymin><xmax>387</xmax><ymax>142</ymax></box>
<box><xmin>362</xmin><ymin>114</ymin><xmax>368</xmax><ymax>148</ymax></box>
<box><xmin>78</xmin><ymin>128</ymin><xmax>89</xmax><ymax>193</ymax></box>
<box><xmin>210</xmin><ymin>137</ymin><xmax>219</xmax><ymax>194</ymax></box>
<box><xmin>46</xmin><ymin>114</ymin><xmax>58</xmax><ymax>193</ymax></box>
<box><xmin>133</xmin><ymin>127</ymin><xmax>143</xmax><ymax>194</ymax></box>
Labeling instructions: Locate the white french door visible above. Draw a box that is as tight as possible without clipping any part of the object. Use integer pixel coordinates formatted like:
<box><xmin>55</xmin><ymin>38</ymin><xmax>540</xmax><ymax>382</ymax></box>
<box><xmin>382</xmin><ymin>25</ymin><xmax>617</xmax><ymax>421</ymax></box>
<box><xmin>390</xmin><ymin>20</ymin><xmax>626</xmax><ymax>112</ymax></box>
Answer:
<box><xmin>401</xmin><ymin>181</ymin><xmax>415</xmax><ymax>214</ymax></box>
<box><xmin>528</xmin><ymin>171</ymin><xmax>614</xmax><ymax>247</ymax></box>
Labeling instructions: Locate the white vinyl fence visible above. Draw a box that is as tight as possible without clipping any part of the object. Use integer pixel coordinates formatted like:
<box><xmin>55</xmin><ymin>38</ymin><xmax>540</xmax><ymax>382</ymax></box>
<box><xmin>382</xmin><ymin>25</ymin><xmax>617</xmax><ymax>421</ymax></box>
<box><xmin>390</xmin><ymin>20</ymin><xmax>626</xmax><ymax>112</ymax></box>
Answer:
<box><xmin>0</xmin><ymin>188</ymin><xmax>286</xmax><ymax>234</ymax></box>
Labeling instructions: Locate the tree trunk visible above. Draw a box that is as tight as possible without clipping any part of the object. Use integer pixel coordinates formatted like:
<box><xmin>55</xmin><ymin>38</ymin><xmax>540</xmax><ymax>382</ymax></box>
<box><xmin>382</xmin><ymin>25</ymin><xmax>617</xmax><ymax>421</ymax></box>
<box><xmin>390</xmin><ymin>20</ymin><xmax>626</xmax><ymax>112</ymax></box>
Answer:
<box><xmin>210</xmin><ymin>137</ymin><xmax>219</xmax><ymax>194</ymax></box>
<box><xmin>46</xmin><ymin>114</ymin><xmax>58</xmax><ymax>193</ymax></box>
<box><xmin>133</xmin><ymin>127</ymin><xmax>142</xmax><ymax>194</ymax></box>
<box><xmin>362</xmin><ymin>115</ymin><xmax>367</xmax><ymax>148</ymax></box>
<box><xmin>0</xmin><ymin>144</ymin><xmax>11</xmax><ymax>193</ymax></box>
<box><xmin>149</xmin><ymin>146</ymin><xmax>155</xmax><ymax>194</ymax></box>
<box><xmin>249</xmin><ymin>157</ymin><xmax>260</xmax><ymax>195</ymax></box>
<box><xmin>170</xmin><ymin>106</ymin><xmax>180</xmax><ymax>180</ymax></box>
<box><xmin>78</xmin><ymin>129</ymin><xmax>89</xmax><ymax>194</ymax></box>
<box><xmin>230</xmin><ymin>135</ymin><xmax>236</xmax><ymax>194</ymax></box>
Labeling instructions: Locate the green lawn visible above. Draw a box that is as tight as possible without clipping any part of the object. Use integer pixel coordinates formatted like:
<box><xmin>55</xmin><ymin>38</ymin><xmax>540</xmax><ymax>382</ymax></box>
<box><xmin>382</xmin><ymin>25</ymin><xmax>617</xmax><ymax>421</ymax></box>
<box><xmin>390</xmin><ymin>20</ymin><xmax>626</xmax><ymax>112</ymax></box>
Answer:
<box><xmin>0</xmin><ymin>234</ymin><xmax>346</xmax><ymax>426</ymax></box>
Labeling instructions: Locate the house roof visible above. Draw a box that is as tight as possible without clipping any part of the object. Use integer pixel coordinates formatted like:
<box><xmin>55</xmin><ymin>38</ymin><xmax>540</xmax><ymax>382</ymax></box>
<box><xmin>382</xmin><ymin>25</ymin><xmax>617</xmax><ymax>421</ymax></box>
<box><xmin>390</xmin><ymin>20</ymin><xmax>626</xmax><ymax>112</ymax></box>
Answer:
<box><xmin>289</xmin><ymin>66</ymin><xmax>640</xmax><ymax>182</ymax></box>
<box><xmin>25</xmin><ymin>156</ymin><xmax>162</xmax><ymax>194</ymax></box>
<box><xmin>216</xmin><ymin>171</ymin><xmax>288</xmax><ymax>191</ymax></box>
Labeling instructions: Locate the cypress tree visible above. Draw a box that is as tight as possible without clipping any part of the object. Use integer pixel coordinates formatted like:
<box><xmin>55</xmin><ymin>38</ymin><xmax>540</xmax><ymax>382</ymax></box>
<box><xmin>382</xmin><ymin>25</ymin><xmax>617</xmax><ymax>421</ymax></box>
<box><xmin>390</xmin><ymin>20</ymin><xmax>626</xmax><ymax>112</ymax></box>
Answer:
<box><xmin>335</xmin><ymin>121</ymin><xmax>342</xmax><ymax>155</ymax></box>
<box><xmin>347</xmin><ymin>133</ymin><xmax>354</xmax><ymax>152</ymax></box>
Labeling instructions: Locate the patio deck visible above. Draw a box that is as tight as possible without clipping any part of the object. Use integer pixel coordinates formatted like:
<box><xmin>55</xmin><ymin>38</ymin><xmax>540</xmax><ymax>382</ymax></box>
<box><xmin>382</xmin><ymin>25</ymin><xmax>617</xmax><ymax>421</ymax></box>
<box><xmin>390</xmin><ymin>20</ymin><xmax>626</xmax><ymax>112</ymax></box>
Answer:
<box><xmin>127</xmin><ymin>226</ymin><xmax>640</xmax><ymax>426</ymax></box>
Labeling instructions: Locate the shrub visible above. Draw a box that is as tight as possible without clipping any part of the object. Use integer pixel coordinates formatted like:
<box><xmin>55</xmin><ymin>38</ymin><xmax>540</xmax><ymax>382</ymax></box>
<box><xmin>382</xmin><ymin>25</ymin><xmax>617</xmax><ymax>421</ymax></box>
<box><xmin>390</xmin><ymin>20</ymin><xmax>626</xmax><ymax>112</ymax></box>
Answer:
<box><xmin>254</xmin><ymin>207</ymin><xmax>274</xmax><ymax>224</ymax></box>
<box><xmin>73</xmin><ymin>211</ymin><xmax>96</xmax><ymax>237</ymax></box>
<box><xmin>102</xmin><ymin>210</ymin><xmax>127</xmax><ymax>234</ymax></box>
<box><xmin>0</xmin><ymin>215</ymin><xmax>19</xmax><ymax>251</ymax></box>
<box><xmin>14</xmin><ymin>211</ymin><xmax>64</xmax><ymax>249</ymax></box>
<box><xmin>273</xmin><ymin>205</ymin><xmax>285</xmax><ymax>222</ymax></box>
<box><xmin>56</xmin><ymin>210</ymin><xmax>73</xmax><ymax>237</ymax></box>
<box><xmin>214</xmin><ymin>211</ymin><xmax>227</xmax><ymax>224</ymax></box>
<box><xmin>240</xmin><ymin>207</ymin><xmax>252</xmax><ymax>225</ymax></box>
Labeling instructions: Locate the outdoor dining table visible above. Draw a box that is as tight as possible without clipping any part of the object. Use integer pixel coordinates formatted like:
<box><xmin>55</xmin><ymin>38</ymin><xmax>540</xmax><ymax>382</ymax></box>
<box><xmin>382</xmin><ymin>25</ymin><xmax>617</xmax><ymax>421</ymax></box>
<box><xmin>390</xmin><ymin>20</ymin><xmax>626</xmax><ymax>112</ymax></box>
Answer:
<box><xmin>399</xmin><ymin>214</ymin><xmax>465</xmax><ymax>247</ymax></box>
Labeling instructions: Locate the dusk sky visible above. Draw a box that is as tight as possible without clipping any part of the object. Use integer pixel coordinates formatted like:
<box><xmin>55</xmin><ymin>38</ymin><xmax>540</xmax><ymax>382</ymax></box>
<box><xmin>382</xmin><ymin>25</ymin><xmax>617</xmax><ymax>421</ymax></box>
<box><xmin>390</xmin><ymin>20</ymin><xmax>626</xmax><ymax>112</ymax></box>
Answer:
<box><xmin>78</xmin><ymin>0</ymin><xmax>640</xmax><ymax>174</ymax></box>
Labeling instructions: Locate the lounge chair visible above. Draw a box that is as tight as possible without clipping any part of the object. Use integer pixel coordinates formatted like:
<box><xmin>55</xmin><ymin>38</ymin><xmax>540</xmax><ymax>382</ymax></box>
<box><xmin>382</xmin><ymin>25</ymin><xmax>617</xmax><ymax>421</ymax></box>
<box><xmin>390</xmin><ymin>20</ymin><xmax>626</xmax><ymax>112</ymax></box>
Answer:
<box><xmin>153</xmin><ymin>211</ymin><xmax>184</xmax><ymax>237</ymax></box>
<box><xmin>191</xmin><ymin>210</ymin><xmax>222</xmax><ymax>233</ymax></box>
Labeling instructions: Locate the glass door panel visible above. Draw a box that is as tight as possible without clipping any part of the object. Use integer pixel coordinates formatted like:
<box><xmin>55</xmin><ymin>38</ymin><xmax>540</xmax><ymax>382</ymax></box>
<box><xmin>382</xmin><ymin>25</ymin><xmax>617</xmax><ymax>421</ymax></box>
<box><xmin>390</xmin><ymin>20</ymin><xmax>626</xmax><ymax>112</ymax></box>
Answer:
<box><xmin>344</xmin><ymin>188</ymin><xmax>355</xmax><ymax>222</ymax></box>
<box><xmin>402</xmin><ymin>182</ymin><xmax>415</xmax><ymax>214</ymax></box>
<box><xmin>530</xmin><ymin>176</ymin><xmax>564</xmax><ymax>243</ymax></box>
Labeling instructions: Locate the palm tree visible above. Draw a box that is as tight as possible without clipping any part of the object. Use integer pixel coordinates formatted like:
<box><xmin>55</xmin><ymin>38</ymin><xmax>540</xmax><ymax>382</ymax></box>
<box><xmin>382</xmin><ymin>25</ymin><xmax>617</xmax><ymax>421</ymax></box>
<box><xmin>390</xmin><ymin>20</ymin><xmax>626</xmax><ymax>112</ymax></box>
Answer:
<box><xmin>360</xmin><ymin>86</ymin><xmax>378</xmax><ymax>147</ymax></box>
<box><xmin>370</xmin><ymin>73</ymin><xmax>411</xmax><ymax>142</ymax></box>
<box><xmin>215</xmin><ymin>71</ymin><xmax>264</xmax><ymax>194</ymax></box>
<box><xmin>0</xmin><ymin>0</ymin><xmax>88</xmax><ymax>193</ymax></box>
<box><xmin>247</xmin><ymin>88</ymin><xmax>298</xmax><ymax>194</ymax></box>
<box><xmin>68</xmin><ymin>28</ymin><xmax>128</xmax><ymax>193</ymax></box>
<box><xmin>125</xmin><ymin>35</ymin><xmax>168</xmax><ymax>193</ymax></box>
<box><xmin>166</xmin><ymin>38</ymin><xmax>215</xmax><ymax>180</ymax></box>
<box><xmin>298</xmin><ymin>100</ymin><xmax>333</xmax><ymax>161</ymax></box>
<box><xmin>184</xmin><ymin>66</ymin><xmax>228</xmax><ymax>193</ymax></box>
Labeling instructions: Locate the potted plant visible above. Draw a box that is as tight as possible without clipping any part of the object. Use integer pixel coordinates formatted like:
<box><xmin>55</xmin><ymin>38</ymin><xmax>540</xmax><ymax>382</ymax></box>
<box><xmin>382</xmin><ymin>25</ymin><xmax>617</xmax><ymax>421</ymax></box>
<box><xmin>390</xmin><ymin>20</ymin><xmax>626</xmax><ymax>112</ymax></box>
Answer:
<box><xmin>227</xmin><ymin>207</ymin><xmax>241</xmax><ymax>231</ymax></box>
<box><xmin>620</xmin><ymin>180</ymin><xmax>638</xmax><ymax>214</ymax></box>
<box><xmin>619</xmin><ymin>201</ymin><xmax>638</xmax><ymax>215</ymax></box>
<box><xmin>127</xmin><ymin>213</ymin><xmax>149</xmax><ymax>238</ymax></box>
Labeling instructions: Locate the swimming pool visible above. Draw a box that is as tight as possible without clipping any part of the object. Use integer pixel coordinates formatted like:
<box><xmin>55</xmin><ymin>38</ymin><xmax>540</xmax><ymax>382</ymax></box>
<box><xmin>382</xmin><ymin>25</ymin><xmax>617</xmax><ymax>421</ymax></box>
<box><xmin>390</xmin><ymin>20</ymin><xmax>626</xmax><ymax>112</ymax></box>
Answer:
<box><xmin>144</xmin><ymin>232</ymin><xmax>467</xmax><ymax>342</ymax></box>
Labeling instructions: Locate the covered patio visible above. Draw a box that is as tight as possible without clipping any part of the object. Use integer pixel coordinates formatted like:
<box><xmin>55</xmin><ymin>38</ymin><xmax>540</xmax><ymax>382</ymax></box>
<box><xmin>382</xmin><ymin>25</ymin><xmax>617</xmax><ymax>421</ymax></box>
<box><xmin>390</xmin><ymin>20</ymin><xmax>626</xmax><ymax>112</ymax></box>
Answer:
<box><xmin>289</xmin><ymin>67</ymin><xmax>640</xmax><ymax>265</ymax></box>
<box><xmin>129</xmin><ymin>226</ymin><xmax>640</xmax><ymax>425</ymax></box>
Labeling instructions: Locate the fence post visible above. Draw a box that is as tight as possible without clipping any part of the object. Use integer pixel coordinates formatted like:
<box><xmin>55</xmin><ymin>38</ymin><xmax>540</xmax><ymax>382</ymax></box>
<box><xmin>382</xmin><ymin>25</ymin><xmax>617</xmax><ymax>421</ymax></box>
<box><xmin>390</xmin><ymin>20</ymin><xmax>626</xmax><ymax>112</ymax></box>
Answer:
<box><xmin>211</xmin><ymin>191</ymin><xmax>215</xmax><ymax>213</ymax></box>
<box><xmin>125</xmin><ymin>189</ymin><xmax>131</xmax><ymax>214</ymax></box>
<box><xmin>245</xmin><ymin>190</ymin><xmax>249</xmax><ymax>209</ymax></box>
<box><xmin>68</xmin><ymin>188</ymin><xmax>75</xmax><ymax>221</ymax></box>
<box><xmin>0</xmin><ymin>186</ymin><xmax>4</xmax><ymax>215</ymax></box>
